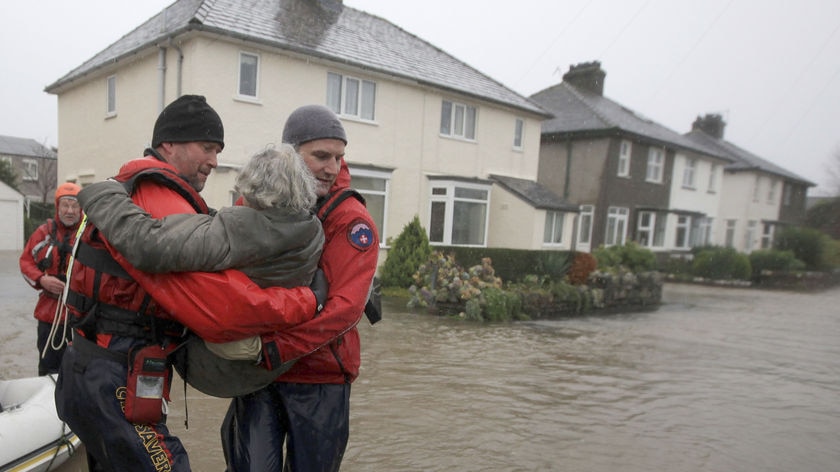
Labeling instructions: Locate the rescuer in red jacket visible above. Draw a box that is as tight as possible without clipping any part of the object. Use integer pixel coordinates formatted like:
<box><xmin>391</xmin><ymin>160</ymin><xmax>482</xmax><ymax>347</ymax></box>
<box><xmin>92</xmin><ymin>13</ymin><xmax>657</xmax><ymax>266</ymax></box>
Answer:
<box><xmin>222</xmin><ymin>105</ymin><xmax>380</xmax><ymax>472</ymax></box>
<box><xmin>54</xmin><ymin>95</ymin><xmax>324</xmax><ymax>472</ymax></box>
<box><xmin>19</xmin><ymin>182</ymin><xmax>82</xmax><ymax>375</ymax></box>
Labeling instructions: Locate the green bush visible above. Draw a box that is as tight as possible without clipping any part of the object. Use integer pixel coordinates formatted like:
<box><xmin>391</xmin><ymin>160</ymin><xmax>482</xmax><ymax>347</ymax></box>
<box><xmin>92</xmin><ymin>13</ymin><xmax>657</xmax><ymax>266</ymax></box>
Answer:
<box><xmin>774</xmin><ymin>226</ymin><xmax>832</xmax><ymax>270</ymax></box>
<box><xmin>748</xmin><ymin>249</ymin><xmax>806</xmax><ymax>276</ymax></box>
<box><xmin>692</xmin><ymin>247</ymin><xmax>751</xmax><ymax>280</ymax></box>
<box><xmin>435</xmin><ymin>246</ymin><xmax>572</xmax><ymax>282</ymax></box>
<box><xmin>593</xmin><ymin>242</ymin><xmax>657</xmax><ymax>272</ymax></box>
<box><xmin>380</xmin><ymin>216</ymin><xmax>431</xmax><ymax>288</ymax></box>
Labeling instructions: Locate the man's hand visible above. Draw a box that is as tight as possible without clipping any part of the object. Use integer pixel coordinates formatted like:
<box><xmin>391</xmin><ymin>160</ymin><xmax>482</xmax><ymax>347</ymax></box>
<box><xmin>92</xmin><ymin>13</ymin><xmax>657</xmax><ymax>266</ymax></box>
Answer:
<box><xmin>309</xmin><ymin>268</ymin><xmax>328</xmax><ymax>313</ymax></box>
<box><xmin>39</xmin><ymin>274</ymin><xmax>65</xmax><ymax>295</ymax></box>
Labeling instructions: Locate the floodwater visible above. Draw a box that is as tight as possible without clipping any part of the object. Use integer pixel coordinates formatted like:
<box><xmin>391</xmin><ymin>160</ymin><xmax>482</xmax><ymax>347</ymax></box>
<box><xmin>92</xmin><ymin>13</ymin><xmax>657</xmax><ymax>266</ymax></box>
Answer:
<box><xmin>1</xmin><ymin>251</ymin><xmax>839</xmax><ymax>471</ymax></box>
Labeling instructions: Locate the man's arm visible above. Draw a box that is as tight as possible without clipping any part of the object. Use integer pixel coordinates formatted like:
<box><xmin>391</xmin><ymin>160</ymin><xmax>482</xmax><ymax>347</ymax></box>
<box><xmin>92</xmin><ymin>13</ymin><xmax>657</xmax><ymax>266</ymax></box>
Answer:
<box><xmin>19</xmin><ymin>223</ymin><xmax>50</xmax><ymax>289</ymax></box>
<box><xmin>104</xmin><ymin>180</ymin><xmax>318</xmax><ymax>343</ymax></box>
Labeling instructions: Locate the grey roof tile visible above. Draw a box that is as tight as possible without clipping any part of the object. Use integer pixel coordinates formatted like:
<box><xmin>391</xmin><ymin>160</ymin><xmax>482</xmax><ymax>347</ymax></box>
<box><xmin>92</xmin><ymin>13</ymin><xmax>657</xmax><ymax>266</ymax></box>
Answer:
<box><xmin>489</xmin><ymin>174</ymin><xmax>577</xmax><ymax>211</ymax></box>
<box><xmin>47</xmin><ymin>0</ymin><xmax>548</xmax><ymax>117</ymax></box>
<box><xmin>0</xmin><ymin>135</ymin><xmax>56</xmax><ymax>158</ymax></box>
<box><xmin>530</xmin><ymin>82</ymin><xmax>730</xmax><ymax>160</ymax></box>
<box><xmin>684</xmin><ymin>129</ymin><xmax>814</xmax><ymax>186</ymax></box>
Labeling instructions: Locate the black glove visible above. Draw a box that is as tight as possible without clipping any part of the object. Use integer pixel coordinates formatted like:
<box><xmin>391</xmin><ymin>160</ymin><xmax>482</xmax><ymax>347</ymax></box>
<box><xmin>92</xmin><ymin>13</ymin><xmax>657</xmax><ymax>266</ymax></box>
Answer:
<box><xmin>309</xmin><ymin>268</ymin><xmax>329</xmax><ymax>313</ymax></box>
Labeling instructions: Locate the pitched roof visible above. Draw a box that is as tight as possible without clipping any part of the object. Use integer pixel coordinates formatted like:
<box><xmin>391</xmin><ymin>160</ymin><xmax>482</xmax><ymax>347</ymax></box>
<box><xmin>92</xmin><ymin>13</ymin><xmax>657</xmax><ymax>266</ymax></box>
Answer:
<box><xmin>683</xmin><ymin>129</ymin><xmax>815</xmax><ymax>186</ymax></box>
<box><xmin>46</xmin><ymin>0</ymin><xmax>548</xmax><ymax>117</ymax></box>
<box><xmin>489</xmin><ymin>174</ymin><xmax>577</xmax><ymax>211</ymax></box>
<box><xmin>0</xmin><ymin>135</ymin><xmax>56</xmax><ymax>159</ymax></box>
<box><xmin>530</xmin><ymin>82</ymin><xmax>730</xmax><ymax>160</ymax></box>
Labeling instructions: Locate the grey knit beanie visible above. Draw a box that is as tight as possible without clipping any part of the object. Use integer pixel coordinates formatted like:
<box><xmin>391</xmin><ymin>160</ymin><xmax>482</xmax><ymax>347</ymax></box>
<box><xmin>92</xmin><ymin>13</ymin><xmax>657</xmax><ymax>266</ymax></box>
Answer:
<box><xmin>152</xmin><ymin>95</ymin><xmax>225</xmax><ymax>149</ymax></box>
<box><xmin>282</xmin><ymin>105</ymin><xmax>347</xmax><ymax>146</ymax></box>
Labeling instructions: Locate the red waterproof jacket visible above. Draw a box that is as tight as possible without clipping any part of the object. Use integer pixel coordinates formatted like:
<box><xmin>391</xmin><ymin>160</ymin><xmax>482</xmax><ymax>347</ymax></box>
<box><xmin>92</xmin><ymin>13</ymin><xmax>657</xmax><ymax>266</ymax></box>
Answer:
<box><xmin>265</xmin><ymin>158</ymin><xmax>380</xmax><ymax>384</ymax></box>
<box><xmin>66</xmin><ymin>157</ymin><xmax>317</xmax><ymax>348</ymax></box>
<box><xmin>20</xmin><ymin>214</ymin><xmax>80</xmax><ymax>323</ymax></box>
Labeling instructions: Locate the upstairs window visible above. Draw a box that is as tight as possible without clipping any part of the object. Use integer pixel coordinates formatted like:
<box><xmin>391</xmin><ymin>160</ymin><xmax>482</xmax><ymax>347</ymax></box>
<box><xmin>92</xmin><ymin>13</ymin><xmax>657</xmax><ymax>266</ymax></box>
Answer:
<box><xmin>22</xmin><ymin>159</ymin><xmax>38</xmax><ymax>181</ymax></box>
<box><xmin>238</xmin><ymin>52</ymin><xmax>259</xmax><ymax>98</ymax></box>
<box><xmin>513</xmin><ymin>118</ymin><xmax>524</xmax><ymax>149</ymax></box>
<box><xmin>682</xmin><ymin>157</ymin><xmax>696</xmax><ymax>189</ymax></box>
<box><xmin>767</xmin><ymin>180</ymin><xmax>777</xmax><ymax>203</ymax></box>
<box><xmin>782</xmin><ymin>183</ymin><xmax>792</xmax><ymax>206</ymax></box>
<box><xmin>440</xmin><ymin>100</ymin><xmax>476</xmax><ymax>140</ymax></box>
<box><xmin>617</xmin><ymin>140</ymin><xmax>631</xmax><ymax>177</ymax></box>
<box><xmin>327</xmin><ymin>72</ymin><xmax>376</xmax><ymax>120</ymax></box>
<box><xmin>708</xmin><ymin>164</ymin><xmax>718</xmax><ymax>193</ymax></box>
<box><xmin>752</xmin><ymin>175</ymin><xmax>760</xmax><ymax>202</ymax></box>
<box><xmin>646</xmin><ymin>148</ymin><xmax>664</xmax><ymax>183</ymax></box>
<box><xmin>106</xmin><ymin>75</ymin><xmax>116</xmax><ymax>116</ymax></box>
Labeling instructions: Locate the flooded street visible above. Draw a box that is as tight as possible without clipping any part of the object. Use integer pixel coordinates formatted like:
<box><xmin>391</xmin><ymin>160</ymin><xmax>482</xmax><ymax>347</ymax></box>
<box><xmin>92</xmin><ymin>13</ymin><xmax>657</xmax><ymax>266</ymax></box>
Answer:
<box><xmin>2</xmin><ymin>250</ymin><xmax>839</xmax><ymax>471</ymax></box>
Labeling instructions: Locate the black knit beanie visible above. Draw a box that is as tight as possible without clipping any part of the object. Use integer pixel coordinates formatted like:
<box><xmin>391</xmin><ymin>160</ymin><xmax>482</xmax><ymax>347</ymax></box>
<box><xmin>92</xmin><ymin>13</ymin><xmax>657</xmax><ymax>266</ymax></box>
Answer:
<box><xmin>282</xmin><ymin>105</ymin><xmax>347</xmax><ymax>146</ymax></box>
<box><xmin>151</xmin><ymin>95</ymin><xmax>225</xmax><ymax>149</ymax></box>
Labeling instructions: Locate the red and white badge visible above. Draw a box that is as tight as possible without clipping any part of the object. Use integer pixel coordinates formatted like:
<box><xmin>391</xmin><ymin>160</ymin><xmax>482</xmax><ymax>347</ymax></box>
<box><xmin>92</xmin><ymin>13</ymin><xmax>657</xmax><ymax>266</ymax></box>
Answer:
<box><xmin>348</xmin><ymin>219</ymin><xmax>375</xmax><ymax>251</ymax></box>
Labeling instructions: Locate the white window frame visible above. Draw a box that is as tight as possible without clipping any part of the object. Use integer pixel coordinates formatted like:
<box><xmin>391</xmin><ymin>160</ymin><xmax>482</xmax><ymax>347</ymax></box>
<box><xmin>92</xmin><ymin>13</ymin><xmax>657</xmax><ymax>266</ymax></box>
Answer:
<box><xmin>327</xmin><ymin>72</ymin><xmax>376</xmax><ymax>121</ymax></box>
<box><xmin>767</xmin><ymin>180</ymin><xmax>777</xmax><ymax>204</ymax></box>
<box><xmin>646</xmin><ymin>148</ymin><xmax>664</xmax><ymax>183</ymax></box>
<box><xmin>745</xmin><ymin>220</ymin><xmax>758</xmax><ymax>252</ymax></box>
<box><xmin>675</xmin><ymin>215</ymin><xmax>691</xmax><ymax>249</ymax></box>
<box><xmin>348</xmin><ymin>167</ymin><xmax>391</xmax><ymax>246</ymax></box>
<box><xmin>691</xmin><ymin>216</ymin><xmax>713</xmax><ymax>247</ymax></box>
<box><xmin>428</xmin><ymin>180</ymin><xmax>490</xmax><ymax>247</ymax></box>
<box><xmin>708</xmin><ymin>164</ymin><xmax>718</xmax><ymax>193</ymax></box>
<box><xmin>513</xmin><ymin>118</ymin><xmax>524</xmax><ymax>150</ymax></box>
<box><xmin>237</xmin><ymin>51</ymin><xmax>260</xmax><ymax>99</ymax></box>
<box><xmin>753</xmin><ymin>175</ymin><xmax>760</xmax><ymax>202</ymax></box>
<box><xmin>618</xmin><ymin>140</ymin><xmax>631</xmax><ymax>177</ymax></box>
<box><xmin>543</xmin><ymin>210</ymin><xmax>565</xmax><ymax>246</ymax></box>
<box><xmin>578</xmin><ymin>204</ymin><xmax>594</xmax><ymax>246</ymax></box>
<box><xmin>682</xmin><ymin>157</ymin><xmax>696</xmax><ymax>189</ymax></box>
<box><xmin>636</xmin><ymin>211</ymin><xmax>665</xmax><ymax>248</ymax></box>
<box><xmin>22</xmin><ymin>158</ymin><xmax>38</xmax><ymax>181</ymax></box>
<box><xmin>105</xmin><ymin>75</ymin><xmax>116</xmax><ymax>116</ymax></box>
<box><xmin>605</xmin><ymin>206</ymin><xmax>628</xmax><ymax>247</ymax></box>
<box><xmin>440</xmin><ymin>100</ymin><xmax>477</xmax><ymax>140</ymax></box>
<box><xmin>725</xmin><ymin>219</ymin><xmax>737</xmax><ymax>248</ymax></box>
<box><xmin>761</xmin><ymin>223</ymin><xmax>774</xmax><ymax>249</ymax></box>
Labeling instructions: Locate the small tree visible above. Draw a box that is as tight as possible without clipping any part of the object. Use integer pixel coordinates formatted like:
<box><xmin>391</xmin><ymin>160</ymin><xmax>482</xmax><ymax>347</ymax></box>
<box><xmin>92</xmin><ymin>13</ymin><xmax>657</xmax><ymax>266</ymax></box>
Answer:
<box><xmin>0</xmin><ymin>159</ymin><xmax>19</xmax><ymax>190</ymax></box>
<box><xmin>380</xmin><ymin>215</ymin><xmax>432</xmax><ymax>288</ymax></box>
<box><xmin>774</xmin><ymin>226</ymin><xmax>831</xmax><ymax>270</ymax></box>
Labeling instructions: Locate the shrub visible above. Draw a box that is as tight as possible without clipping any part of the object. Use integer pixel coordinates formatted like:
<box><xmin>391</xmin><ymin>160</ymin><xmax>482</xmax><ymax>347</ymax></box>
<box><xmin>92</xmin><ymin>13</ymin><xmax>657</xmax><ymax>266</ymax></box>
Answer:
<box><xmin>567</xmin><ymin>252</ymin><xmax>597</xmax><ymax>285</ymax></box>
<box><xmin>692</xmin><ymin>247</ymin><xmax>751</xmax><ymax>280</ymax></box>
<box><xmin>380</xmin><ymin>215</ymin><xmax>431</xmax><ymax>288</ymax></box>
<box><xmin>774</xmin><ymin>226</ymin><xmax>832</xmax><ymax>270</ymax></box>
<box><xmin>748</xmin><ymin>249</ymin><xmax>806</xmax><ymax>276</ymax></box>
<box><xmin>593</xmin><ymin>242</ymin><xmax>657</xmax><ymax>272</ymax></box>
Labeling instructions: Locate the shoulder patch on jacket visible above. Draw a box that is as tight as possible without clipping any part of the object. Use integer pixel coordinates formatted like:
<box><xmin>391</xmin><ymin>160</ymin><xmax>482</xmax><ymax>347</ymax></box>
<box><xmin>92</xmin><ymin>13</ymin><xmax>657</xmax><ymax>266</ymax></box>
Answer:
<box><xmin>348</xmin><ymin>218</ymin><xmax>375</xmax><ymax>251</ymax></box>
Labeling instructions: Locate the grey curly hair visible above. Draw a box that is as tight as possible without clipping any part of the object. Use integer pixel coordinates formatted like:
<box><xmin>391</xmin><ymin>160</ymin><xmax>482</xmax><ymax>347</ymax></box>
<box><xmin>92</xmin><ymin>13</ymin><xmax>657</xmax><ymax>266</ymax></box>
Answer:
<box><xmin>234</xmin><ymin>143</ymin><xmax>316</xmax><ymax>212</ymax></box>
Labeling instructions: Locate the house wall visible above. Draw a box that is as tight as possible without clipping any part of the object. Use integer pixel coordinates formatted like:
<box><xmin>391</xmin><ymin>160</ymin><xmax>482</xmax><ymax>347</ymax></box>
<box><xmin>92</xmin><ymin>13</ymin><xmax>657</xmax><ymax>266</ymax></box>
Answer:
<box><xmin>55</xmin><ymin>34</ymin><xmax>547</xmax><ymax>253</ymax></box>
<box><xmin>778</xmin><ymin>180</ymin><xmax>809</xmax><ymax>224</ymax></box>
<box><xmin>0</xmin><ymin>181</ymin><xmax>24</xmax><ymax>250</ymax></box>
<box><xmin>718</xmin><ymin>171</ymin><xmax>780</xmax><ymax>252</ymax></box>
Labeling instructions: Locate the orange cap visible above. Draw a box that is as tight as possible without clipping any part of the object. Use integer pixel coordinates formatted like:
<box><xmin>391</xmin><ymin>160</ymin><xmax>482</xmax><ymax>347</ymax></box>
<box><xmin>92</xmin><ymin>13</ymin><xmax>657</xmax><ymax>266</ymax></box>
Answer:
<box><xmin>55</xmin><ymin>182</ymin><xmax>81</xmax><ymax>205</ymax></box>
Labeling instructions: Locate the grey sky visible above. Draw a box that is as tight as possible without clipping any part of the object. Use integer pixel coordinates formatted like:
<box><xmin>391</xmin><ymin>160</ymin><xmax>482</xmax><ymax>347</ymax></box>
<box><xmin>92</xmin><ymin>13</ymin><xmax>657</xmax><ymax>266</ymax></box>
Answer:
<box><xmin>3</xmin><ymin>0</ymin><xmax>838</xmax><ymax>193</ymax></box>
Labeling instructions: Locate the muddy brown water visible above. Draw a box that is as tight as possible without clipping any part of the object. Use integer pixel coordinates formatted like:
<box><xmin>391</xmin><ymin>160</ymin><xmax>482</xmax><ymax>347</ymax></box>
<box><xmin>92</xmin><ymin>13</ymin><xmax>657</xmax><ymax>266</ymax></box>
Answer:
<box><xmin>2</xmin><ymin>251</ymin><xmax>839</xmax><ymax>471</ymax></box>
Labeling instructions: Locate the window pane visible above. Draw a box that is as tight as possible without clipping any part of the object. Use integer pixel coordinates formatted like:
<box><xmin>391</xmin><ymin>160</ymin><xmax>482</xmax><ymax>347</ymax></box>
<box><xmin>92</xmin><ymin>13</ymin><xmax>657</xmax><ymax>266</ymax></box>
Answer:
<box><xmin>465</xmin><ymin>106</ymin><xmax>476</xmax><ymax>139</ymax></box>
<box><xmin>344</xmin><ymin>78</ymin><xmax>360</xmax><ymax>116</ymax></box>
<box><xmin>362</xmin><ymin>193</ymin><xmax>385</xmax><ymax>240</ymax></box>
<box><xmin>361</xmin><ymin>80</ymin><xmax>376</xmax><ymax>120</ymax></box>
<box><xmin>239</xmin><ymin>53</ymin><xmax>258</xmax><ymax>97</ymax></box>
<box><xmin>579</xmin><ymin>213</ymin><xmax>591</xmax><ymax>244</ymax></box>
<box><xmin>429</xmin><ymin>201</ymin><xmax>446</xmax><ymax>243</ymax></box>
<box><xmin>326</xmin><ymin>72</ymin><xmax>342</xmax><ymax>113</ymax></box>
<box><xmin>106</xmin><ymin>76</ymin><xmax>116</xmax><ymax>113</ymax></box>
<box><xmin>452</xmin><ymin>200</ymin><xmax>485</xmax><ymax>245</ymax></box>
<box><xmin>514</xmin><ymin>118</ymin><xmax>523</xmax><ymax>148</ymax></box>
<box><xmin>454</xmin><ymin>187</ymin><xmax>487</xmax><ymax>200</ymax></box>
<box><xmin>440</xmin><ymin>101</ymin><xmax>452</xmax><ymax>135</ymax></box>
<box><xmin>352</xmin><ymin>176</ymin><xmax>386</xmax><ymax>192</ymax></box>
<box><xmin>454</xmin><ymin>104</ymin><xmax>465</xmax><ymax>136</ymax></box>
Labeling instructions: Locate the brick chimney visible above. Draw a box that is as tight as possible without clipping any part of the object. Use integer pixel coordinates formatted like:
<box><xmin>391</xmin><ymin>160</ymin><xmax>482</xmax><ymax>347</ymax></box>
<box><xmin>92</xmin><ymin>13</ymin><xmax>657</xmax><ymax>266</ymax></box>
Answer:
<box><xmin>563</xmin><ymin>61</ymin><xmax>606</xmax><ymax>95</ymax></box>
<box><xmin>692</xmin><ymin>113</ymin><xmax>726</xmax><ymax>139</ymax></box>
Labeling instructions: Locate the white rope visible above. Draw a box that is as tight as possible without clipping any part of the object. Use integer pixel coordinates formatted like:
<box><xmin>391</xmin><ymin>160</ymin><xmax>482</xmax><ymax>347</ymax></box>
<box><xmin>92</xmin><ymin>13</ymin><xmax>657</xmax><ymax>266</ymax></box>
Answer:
<box><xmin>42</xmin><ymin>215</ymin><xmax>87</xmax><ymax>357</ymax></box>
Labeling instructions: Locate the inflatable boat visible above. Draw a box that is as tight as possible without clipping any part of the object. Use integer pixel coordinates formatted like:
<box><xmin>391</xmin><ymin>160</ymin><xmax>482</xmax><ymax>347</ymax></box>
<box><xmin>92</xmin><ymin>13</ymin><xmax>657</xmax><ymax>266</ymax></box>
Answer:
<box><xmin>0</xmin><ymin>375</ymin><xmax>81</xmax><ymax>472</ymax></box>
